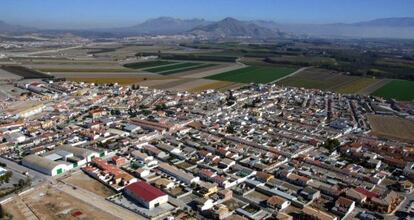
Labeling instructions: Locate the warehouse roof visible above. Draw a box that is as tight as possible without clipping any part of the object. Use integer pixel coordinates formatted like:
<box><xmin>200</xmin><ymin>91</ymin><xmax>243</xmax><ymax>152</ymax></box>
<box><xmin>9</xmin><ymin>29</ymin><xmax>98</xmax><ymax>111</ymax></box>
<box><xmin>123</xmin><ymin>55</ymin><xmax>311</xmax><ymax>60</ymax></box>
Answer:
<box><xmin>125</xmin><ymin>181</ymin><xmax>166</xmax><ymax>202</ymax></box>
<box><xmin>22</xmin><ymin>154</ymin><xmax>66</xmax><ymax>170</ymax></box>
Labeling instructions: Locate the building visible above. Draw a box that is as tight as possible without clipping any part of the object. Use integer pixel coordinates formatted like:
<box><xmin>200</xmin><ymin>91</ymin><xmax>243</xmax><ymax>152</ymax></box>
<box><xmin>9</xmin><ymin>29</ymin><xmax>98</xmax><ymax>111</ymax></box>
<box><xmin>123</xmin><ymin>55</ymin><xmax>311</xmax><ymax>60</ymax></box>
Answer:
<box><xmin>22</xmin><ymin>154</ymin><xmax>70</xmax><ymax>176</ymax></box>
<box><xmin>332</xmin><ymin>196</ymin><xmax>355</xmax><ymax>219</ymax></box>
<box><xmin>158</xmin><ymin>162</ymin><xmax>200</xmax><ymax>185</ymax></box>
<box><xmin>124</xmin><ymin>181</ymin><xmax>168</xmax><ymax>209</ymax></box>
<box><xmin>267</xmin><ymin>195</ymin><xmax>290</xmax><ymax>210</ymax></box>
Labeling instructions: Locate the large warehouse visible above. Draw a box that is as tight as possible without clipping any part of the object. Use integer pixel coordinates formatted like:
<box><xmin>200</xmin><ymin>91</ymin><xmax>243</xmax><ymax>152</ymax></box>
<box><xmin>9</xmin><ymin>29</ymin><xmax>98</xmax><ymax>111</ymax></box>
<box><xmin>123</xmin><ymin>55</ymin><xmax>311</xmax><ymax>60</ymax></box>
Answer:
<box><xmin>124</xmin><ymin>181</ymin><xmax>168</xmax><ymax>209</ymax></box>
<box><xmin>22</xmin><ymin>154</ymin><xmax>71</xmax><ymax>176</ymax></box>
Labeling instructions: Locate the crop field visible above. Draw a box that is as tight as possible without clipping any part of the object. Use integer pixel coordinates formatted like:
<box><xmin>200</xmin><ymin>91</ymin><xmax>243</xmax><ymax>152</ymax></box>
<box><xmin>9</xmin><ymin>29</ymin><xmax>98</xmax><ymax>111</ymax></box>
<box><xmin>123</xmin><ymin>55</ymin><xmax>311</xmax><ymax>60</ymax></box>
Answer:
<box><xmin>123</xmin><ymin>60</ymin><xmax>177</xmax><ymax>69</ymax></box>
<box><xmin>159</xmin><ymin>63</ymin><xmax>217</xmax><ymax>75</ymax></box>
<box><xmin>145</xmin><ymin>62</ymin><xmax>202</xmax><ymax>73</ymax></box>
<box><xmin>335</xmin><ymin>78</ymin><xmax>379</xmax><ymax>94</ymax></box>
<box><xmin>371</xmin><ymin>79</ymin><xmax>414</xmax><ymax>101</ymax></box>
<box><xmin>276</xmin><ymin>67</ymin><xmax>381</xmax><ymax>94</ymax></box>
<box><xmin>206</xmin><ymin>66</ymin><xmax>296</xmax><ymax>83</ymax></box>
<box><xmin>368</xmin><ymin>114</ymin><xmax>414</xmax><ymax>143</ymax></box>
<box><xmin>1</xmin><ymin>65</ymin><xmax>54</xmax><ymax>79</ymax></box>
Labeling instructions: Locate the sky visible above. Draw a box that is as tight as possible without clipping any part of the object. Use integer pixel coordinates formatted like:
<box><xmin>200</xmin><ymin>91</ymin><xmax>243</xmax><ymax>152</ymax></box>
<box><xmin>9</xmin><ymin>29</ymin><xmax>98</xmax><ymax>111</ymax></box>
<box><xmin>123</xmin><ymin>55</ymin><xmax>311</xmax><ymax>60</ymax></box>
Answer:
<box><xmin>1</xmin><ymin>0</ymin><xmax>413</xmax><ymax>29</ymax></box>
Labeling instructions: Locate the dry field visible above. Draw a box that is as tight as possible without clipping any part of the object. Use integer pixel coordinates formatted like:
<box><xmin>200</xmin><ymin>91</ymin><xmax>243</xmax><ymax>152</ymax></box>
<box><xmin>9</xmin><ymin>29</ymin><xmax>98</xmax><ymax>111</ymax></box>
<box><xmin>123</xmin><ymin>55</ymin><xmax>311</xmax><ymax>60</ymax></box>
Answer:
<box><xmin>63</xmin><ymin>171</ymin><xmax>115</xmax><ymax>198</ymax></box>
<box><xmin>368</xmin><ymin>114</ymin><xmax>414</xmax><ymax>143</ymax></box>
<box><xmin>3</xmin><ymin>184</ymin><xmax>119</xmax><ymax>220</ymax></box>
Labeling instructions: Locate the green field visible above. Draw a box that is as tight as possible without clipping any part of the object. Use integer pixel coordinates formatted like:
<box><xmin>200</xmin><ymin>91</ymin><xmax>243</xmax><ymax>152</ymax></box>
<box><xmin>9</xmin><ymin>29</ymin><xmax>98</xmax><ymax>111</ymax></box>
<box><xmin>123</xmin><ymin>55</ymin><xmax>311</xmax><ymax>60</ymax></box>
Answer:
<box><xmin>145</xmin><ymin>62</ymin><xmax>202</xmax><ymax>73</ymax></box>
<box><xmin>371</xmin><ymin>80</ymin><xmax>414</xmax><ymax>101</ymax></box>
<box><xmin>123</xmin><ymin>60</ymin><xmax>176</xmax><ymax>69</ymax></box>
<box><xmin>205</xmin><ymin>66</ymin><xmax>296</xmax><ymax>83</ymax></box>
<box><xmin>160</xmin><ymin>64</ymin><xmax>217</xmax><ymax>75</ymax></box>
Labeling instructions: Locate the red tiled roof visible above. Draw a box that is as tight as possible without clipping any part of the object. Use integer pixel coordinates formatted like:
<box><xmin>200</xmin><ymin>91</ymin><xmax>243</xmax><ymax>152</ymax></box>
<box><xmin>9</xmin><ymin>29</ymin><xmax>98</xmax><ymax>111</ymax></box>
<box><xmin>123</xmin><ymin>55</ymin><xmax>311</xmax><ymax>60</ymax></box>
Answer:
<box><xmin>355</xmin><ymin>187</ymin><xmax>378</xmax><ymax>199</ymax></box>
<box><xmin>125</xmin><ymin>181</ymin><xmax>166</xmax><ymax>202</ymax></box>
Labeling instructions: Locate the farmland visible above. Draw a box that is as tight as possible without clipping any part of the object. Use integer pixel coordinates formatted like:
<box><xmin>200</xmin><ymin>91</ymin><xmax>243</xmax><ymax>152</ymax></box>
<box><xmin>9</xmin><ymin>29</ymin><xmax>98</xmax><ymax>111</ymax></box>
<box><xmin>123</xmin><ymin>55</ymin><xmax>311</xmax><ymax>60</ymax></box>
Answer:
<box><xmin>1</xmin><ymin>65</ymin><xmax>54</xmax><ymax>79</ymax></box>
<box><xmin>276</xmin><ymin>67</ymin><xmax>381</xmax><ymax>94</ymax></box>
<box><xmin>335</xmin><ymin>78</ymin><xmax>379</xmax><ymax>94</ymax></box>
<box><xmin>371</xmin><ymin>80</ymin><xmax>414</xmax><ymax>101</ymax></box>
<box><xmin>368</xmin><ymin>114</ymin><xmax>414</xmax><ymax>143</ymax></box>
<box><xmin>123</xmin><ymin>60</ymin><xmax>176</xmax><ymax>69</ymax></box>
<box><xmin>145</xmin><ymin>62</ymin><xmax>202</xmax><ymax>73</ymax></box>
<box><xmin>159</xmin><ymin>63</ymin><xmax>217</xmax><ymax>75</ymax></box>
<box><xmin>206</xmin><ymin>66</ymin><xmax>296</xmax><ymax>83</ymax></box>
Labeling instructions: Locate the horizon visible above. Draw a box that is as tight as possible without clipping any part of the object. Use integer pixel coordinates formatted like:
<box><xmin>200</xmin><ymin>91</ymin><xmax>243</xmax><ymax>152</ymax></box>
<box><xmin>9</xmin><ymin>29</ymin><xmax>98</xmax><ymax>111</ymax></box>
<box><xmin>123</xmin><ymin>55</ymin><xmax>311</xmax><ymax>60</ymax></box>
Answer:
<box><xmin>1</xmin><ymin>0</ymin><xmax>413</xmax><ymax>29</ymax></box>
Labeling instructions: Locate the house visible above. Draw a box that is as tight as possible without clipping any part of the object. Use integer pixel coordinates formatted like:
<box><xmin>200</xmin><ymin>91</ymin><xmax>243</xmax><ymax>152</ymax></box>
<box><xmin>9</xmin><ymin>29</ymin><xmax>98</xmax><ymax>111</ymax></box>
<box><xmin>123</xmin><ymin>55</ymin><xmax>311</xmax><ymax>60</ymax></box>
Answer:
<box><xmin>158</xmin><ymin>162</ymin><xmax>200</xmax><ymax>185</ymax></box>
<box><xmin>300</xmin><ymin>187</ymin><xmax>321</xmax><ymax>201</ymax></box>
<box><xmin>367</xmin><ymin>190</ymin><xmax>401</xmax><ymax>214</ymax></box>
<box><xmin>256</xmin><ymin>171</ymin><xmax>274</xmax><ymax>183</ymax></box>
<box><xmin>267</xmin><ymin>195</ymin><xmax>290</xmax><ymax>210</ymax></box>
<box><xmin>154</xmin><ymin>178</ymin><xmax>175</xmax><ymax>190</ymax></box>
<box><xmin>218</xmin><ymin>158</ymin><xmax>236</xmax><ymax>170</ymax></box>
<box><xmin>124</xmin><ymin>181</ymin><xmax>168</xmax><ymax>209</ymax></box>
<box><xmin>345</xmin><ymin>188</ymin><xmax>367</xmax><ymax>204</ymax></box>
<box><xmin>332</xmin><ymin>196</ymin><xmax>355</xmax><ymax>219</ymax></box>
<box><xmin>112</xmin><ymin>156</ymin><xmax>127</xmax><ymax>167</ymax></box>
<box><xmin>301</xmin><ymin>206</ymin><xmax>338</xmax><ymax>220</ymax></box>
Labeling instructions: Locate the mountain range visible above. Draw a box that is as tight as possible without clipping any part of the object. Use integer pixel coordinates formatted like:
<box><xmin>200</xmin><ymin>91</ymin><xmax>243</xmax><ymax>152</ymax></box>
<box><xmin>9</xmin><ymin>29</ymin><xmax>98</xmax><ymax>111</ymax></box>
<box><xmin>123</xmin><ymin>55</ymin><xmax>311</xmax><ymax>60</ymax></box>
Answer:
<box><xmin>1</xmin><ymin>17</ymin><xmax>414</xmax><ymax>39</ymax></box>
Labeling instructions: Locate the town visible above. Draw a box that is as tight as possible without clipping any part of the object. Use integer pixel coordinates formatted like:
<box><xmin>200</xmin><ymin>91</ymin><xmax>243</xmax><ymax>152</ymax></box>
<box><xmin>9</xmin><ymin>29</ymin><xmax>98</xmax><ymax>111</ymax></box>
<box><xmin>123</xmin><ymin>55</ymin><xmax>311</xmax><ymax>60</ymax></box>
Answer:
<box><xmin>0</xmin><ymin>76</ymin><xmax>413</xmax><ymax>220</ymax></box>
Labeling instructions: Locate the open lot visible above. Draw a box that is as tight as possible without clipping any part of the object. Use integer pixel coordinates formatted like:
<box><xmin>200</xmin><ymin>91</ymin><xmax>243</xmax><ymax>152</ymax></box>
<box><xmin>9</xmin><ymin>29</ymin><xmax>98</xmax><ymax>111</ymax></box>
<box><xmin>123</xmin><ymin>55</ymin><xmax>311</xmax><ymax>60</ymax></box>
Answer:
<box><xmin>371</xmin><ymin>79</ymin><xmax>414</xmax><ymax>101</ymax></box>
<box><xmin>368</xmin><ymin>114</ymin><xmax>414</xmax><ymax>143</ymax></box>
<box><xmin>206</xmin><ymin>65</ymin><xmax>296</xmax><ymax>83</ymax></box>
<box><xmin>63</xmin><ymin>171</ymin><xmax>115</xmax><ymax>198</ymax></box>
<box><xmin>3</xmin><ymin>184</ymin><xmax>119</xmax><ymax>220</ymax></box>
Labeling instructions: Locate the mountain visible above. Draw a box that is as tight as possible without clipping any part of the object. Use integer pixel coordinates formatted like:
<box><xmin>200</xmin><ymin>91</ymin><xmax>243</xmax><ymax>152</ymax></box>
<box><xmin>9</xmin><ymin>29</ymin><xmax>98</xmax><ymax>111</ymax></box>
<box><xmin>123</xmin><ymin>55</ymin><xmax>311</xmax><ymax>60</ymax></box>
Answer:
<box><xmin>0</xmin><ymin>20</ymin><xmax>36</xmax><ymax>33</ymax></box>
<box><xmin>189</xmin><ymin>17</ymin><xmax>284</xmax><ymax>39</ymax></box>
<box><xmin>116</xmin><ymin>17</ymin><xmax>211</xmax><ymax>35</ymax></box>
<box><xmin>352</xmin><ymin>17</ymin><xmax>414</xmax><ymax>27</ymax></box>
<box><xmin>253</xmin><ymin>17</ymin><xmax>414</xmax><ymax>39</ymax></box>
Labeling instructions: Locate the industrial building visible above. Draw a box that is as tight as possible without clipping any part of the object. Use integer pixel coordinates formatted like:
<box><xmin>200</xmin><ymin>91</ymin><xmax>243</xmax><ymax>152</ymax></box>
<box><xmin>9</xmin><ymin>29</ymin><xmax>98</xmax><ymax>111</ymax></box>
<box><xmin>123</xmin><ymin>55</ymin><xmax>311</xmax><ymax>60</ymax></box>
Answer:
<box><xmin>124</xmin><ymin>181</ymin><xmax>168</xmax><ymax>209</ymax></box>
<box><xmin>22</xmin><ymin>154</ymin><xmax>71</xmax><ymax>176</ymax></box>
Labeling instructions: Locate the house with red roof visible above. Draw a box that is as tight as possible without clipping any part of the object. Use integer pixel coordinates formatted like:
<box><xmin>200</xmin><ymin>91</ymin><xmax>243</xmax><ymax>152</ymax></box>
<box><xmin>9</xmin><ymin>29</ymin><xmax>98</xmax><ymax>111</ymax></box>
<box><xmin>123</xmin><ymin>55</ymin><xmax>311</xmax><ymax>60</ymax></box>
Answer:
<box><xmin>124</xmin><ymin>181</ymin><xmax>168</xmax><ymax>209</ymax></box>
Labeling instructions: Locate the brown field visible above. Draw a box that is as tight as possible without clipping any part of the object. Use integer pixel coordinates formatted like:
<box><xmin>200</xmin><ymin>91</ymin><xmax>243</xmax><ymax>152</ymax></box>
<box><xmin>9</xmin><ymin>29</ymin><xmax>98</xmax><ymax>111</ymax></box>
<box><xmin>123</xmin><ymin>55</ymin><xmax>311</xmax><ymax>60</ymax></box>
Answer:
<box><xmin>63</xmin><ymin>171</ymin><xmax>115</xmax><ymax>198</ymax></box>
<box><xmin>335</xmin><ymin>78</ymin><xmax>379</xmax><ymax>94</ymax></box>
<box><xmin>67</xmin><ymin>77</ymin><xmax>158</xmax><ymax>85</ymax></box>
<box><xmin>277</xmin><ymin>67</ymin><xmax>379</xmax><ymax>94</ymax></box>
<box><xmin>3</xmin><ymin>184</ymin><xmax>118</xmax><ymax>220</ymax></box>
<box><xmin>368</xmin><ymin>114</ymin><xmax>414</xmax><ymax>143</ymax></box>
<box><xmin>189</xmin><ymin>80</ymin><xmax>238</xmax><ymax>92</ymax></box>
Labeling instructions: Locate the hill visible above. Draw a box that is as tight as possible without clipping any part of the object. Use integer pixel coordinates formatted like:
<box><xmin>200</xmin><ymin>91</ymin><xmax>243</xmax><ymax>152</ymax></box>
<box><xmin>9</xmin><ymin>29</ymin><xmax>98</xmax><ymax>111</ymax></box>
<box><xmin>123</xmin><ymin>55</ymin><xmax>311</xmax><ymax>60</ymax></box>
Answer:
<box><xmin>190</xmin><ymin>17</ymin><xmax>284</xmax><ymax>39</ymax></box>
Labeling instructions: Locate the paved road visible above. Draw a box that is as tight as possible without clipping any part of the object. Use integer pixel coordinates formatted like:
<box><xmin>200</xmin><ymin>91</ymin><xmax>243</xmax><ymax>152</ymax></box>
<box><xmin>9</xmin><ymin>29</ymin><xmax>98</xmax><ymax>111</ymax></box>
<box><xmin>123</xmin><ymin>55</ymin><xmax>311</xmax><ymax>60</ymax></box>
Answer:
<box><xmin>0</xmin><ymin>157</ymin><xmax>48</xmax><ymax>186</ymax></box>
<box><xmin>270</xmin><ymin>66</ymin><xmax>313</xmax><ymax>84</ymax></box>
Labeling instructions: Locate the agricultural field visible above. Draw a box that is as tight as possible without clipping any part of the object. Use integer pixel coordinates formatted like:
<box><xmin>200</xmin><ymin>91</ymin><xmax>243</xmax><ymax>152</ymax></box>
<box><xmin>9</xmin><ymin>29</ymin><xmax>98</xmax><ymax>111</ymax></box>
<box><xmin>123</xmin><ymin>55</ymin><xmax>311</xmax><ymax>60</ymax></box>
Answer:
<box><xmin>1</xmin><ymin>65</ymin><xmax>53</xmax><ymax>79</ymax></box>
<box><xmin>371</xmin><ymin>79</ymin><xmax>414</xmax><ymax>101</ymax></box>
<box><xmin>277</xmin><ymin>67</ymin><xmax>380</xmax><ymax>93</ymax></box>
<box><xmin>206</xmin><ymin>65</ymin><xmax>296</xmax><ymax>83</ymax></box>
<box><xmin>335</xmin><ymin>78</ymin><xmax>379</xmax><ymax>94</ymax></box>
<box><xmin>123</xmin><ymin>60</ymin><xmax>176</xmax><ymax>69</ymax></box>
<box><xmin>145</xmin><ymin>62</ymin><xmax>202</xmax><ymax>73</ymax></box>
<box><xmin>368</xmin><ymin>114</ymin><xmax>414</xmax><ymax>143</ymax></box>
<box><xmin>159</xmin><ymin>63</ymin><xmax>217</xmax><ymax>75</ymax></box>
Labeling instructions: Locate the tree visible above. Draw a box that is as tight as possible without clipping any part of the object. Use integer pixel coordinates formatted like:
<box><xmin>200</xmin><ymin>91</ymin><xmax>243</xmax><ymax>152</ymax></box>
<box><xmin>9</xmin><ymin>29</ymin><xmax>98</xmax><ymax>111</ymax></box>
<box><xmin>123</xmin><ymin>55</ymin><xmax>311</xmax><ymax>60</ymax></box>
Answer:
<box><xmin>321</xmin><ymin>138</ymin><xmax>340</xmax><ymax>153</ymax></box>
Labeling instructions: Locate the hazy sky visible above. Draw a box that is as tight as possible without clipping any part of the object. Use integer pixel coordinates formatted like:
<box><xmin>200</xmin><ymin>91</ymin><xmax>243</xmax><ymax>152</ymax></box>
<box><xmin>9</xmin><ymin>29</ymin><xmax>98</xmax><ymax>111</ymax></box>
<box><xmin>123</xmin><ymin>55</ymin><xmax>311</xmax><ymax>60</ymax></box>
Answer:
<box><xmin>1</xmin><ymin>0</ymin><xmax>413</xmax><ymax>29</ymax></box>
